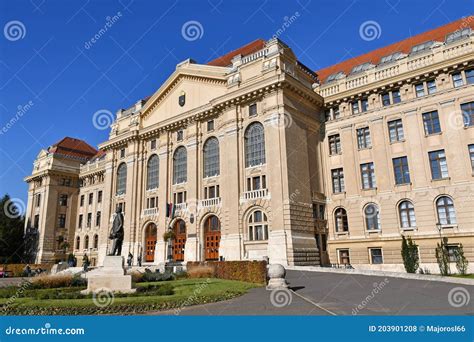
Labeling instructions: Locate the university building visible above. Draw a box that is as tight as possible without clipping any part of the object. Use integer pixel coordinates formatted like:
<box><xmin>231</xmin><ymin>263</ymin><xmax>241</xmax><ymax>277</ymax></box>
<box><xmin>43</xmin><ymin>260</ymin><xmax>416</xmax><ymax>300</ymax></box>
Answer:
<box><xmin>24</xmin><ymin>18</ymin><xmax>474</xmax><ymax>272</ymax></box>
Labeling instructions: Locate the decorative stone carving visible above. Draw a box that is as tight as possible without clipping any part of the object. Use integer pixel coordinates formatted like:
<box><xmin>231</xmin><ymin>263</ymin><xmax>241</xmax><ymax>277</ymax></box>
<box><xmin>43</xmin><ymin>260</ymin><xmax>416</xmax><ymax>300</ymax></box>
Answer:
<box><xmin>266</xmin><ymin>263</ymin><xmax>288</xmax><ymax>290</ymax></box>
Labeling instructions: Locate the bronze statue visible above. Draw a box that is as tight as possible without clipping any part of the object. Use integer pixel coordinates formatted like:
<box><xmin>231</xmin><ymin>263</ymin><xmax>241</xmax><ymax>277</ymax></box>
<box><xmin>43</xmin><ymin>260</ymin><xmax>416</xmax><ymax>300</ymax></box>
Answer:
<box><xmin>109</xmin><ymin>207</ymin><xmax>124</xmax><ymax>256</ymax></box>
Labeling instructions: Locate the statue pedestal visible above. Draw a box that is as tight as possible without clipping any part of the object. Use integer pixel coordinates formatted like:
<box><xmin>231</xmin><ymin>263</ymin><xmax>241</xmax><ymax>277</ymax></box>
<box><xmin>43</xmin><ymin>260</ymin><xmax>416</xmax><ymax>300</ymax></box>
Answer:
<box><xmin>81</xmin><ymin>256</ymin><xmax>136</xmax><ymax>294</ymax></box>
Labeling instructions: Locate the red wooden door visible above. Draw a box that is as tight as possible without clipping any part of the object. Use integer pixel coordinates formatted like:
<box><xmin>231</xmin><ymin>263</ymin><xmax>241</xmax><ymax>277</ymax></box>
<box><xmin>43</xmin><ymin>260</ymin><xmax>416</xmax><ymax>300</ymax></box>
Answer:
<box><xmin>204</xmin><ymin>215</ymin><xmax>220</xmax><ymax>261</ymax></box>
<box><xmin>145</xmin><ymin>224</ymin><xmax>157</xmax><ymax>262</ymax></box>
<box><xmin>173</xmin><ymin>220</ymin><xmax>186</xmax><ymax>262</ymax></box>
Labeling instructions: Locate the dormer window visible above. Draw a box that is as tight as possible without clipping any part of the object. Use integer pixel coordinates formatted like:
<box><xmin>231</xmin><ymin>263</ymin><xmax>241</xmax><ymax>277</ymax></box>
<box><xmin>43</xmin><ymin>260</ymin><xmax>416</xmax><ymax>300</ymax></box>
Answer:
<box><xmin>445</xmin><ymin>28</ymin><xmax>471</xmax><ymax>44</ymax></box>
<box><xmin>410</xmin><ymin>41</ymin><xmax>434</xmax><ymax>54</ymax></box>
<box><xmin>325</xmin><ymin>72</ymin><xmax>345</xmax><ymax>83</ymax></box>
<box><xmin>379</xmin><ymin>52</ymin><xmax>403</xmax><ymax>65</ymax></box>
<box><xmin>350</xmin><ymin>63</ymin><xmax>372</xmax><ymax>75</ymax></box>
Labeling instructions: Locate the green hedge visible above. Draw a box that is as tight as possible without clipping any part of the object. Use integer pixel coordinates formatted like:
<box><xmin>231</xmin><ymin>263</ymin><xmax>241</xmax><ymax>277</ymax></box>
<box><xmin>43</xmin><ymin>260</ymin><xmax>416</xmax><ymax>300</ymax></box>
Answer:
<box><xmin>187</xmin><ymin>261</ymin><xmax>267</xmax><ymax>284</ymax></box>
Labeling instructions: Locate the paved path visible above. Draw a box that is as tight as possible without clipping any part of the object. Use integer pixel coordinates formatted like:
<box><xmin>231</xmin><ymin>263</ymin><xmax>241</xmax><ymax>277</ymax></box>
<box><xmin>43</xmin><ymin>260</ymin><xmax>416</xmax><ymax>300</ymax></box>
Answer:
<box><xmin>151</xmin><ymin>270</ymin><xmax>474</xmax><ymax>316</ymax></box>
<box><xmin>0</xmin><ymin>278</ymin><xmax>29</xmax><ymax>288</ymax></box>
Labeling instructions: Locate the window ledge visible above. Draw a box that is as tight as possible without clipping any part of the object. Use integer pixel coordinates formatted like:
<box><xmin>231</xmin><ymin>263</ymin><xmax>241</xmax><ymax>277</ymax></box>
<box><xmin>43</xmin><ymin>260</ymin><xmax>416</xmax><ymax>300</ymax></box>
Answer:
<box><xmin>366</xmin><ymin>229</ymin><xmax>382</xmax><ymax>233</ymax></box>
<box><xmin>243</xmin><ymin>240</ymin><xmax>268</xmax><ymax>245</ymax></box>
<box><xmin>389</xmin><ymin>139</ymin><xmax>405</xmax><ymax>145</ymax></box>
<box><xmin>425</xmin><ymin>132</ymin><xmax>443</xmax><ymax>137</ymax></box>
<box><xmin>400</xmin><ymin>227</ymin><xmax>417</xmax><ymax>231</ymax></box>
<box><xmin>358</xmin><ymin>146</ymin><xmax>372</xmax><ymax>151</ymax></box>
<box><xmin>431</xmin><ymin>177</ymin><xmax>451</xmax><ymax>183</ymax></box>
<box><xmin>329</xmin><ymin>152</ymin><xmax>342</xmax><ymax>157</ymax></box>
<box><xmin>335</xmin><ymin>231</ymin><xmax>349</xmax><ymax>236</ymax></box>
<box><xmin>439</xmin><ymin>224</ymin><xmax>458</xmax><ymax>230</ymax></box>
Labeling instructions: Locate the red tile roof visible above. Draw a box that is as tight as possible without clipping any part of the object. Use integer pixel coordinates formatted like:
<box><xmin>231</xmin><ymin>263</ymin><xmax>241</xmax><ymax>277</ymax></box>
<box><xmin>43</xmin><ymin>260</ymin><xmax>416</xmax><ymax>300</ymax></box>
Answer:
<box><xmin>207</xmin><ymin>39</ymin><xmax>266</xmax><ymax>67</ymax></box>
<box><xmin>316</xmin><ymin>17</ymin><xmax>474</xmax><ymax>83</ymax></box>
<box><xmin>48</xmin><ymin>137</ymin><xmax>97</xmax><ymax>160</ymax></box>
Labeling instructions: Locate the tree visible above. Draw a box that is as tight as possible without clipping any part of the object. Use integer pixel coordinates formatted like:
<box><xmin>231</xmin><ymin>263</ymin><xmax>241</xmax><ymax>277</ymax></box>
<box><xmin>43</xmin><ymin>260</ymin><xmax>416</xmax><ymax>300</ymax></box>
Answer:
<box><xmin>454</xmin><ymin>244</ymin><xmax>469</xmax><ymax>275</ymax></box>
<box><xmin>435</xmin><ymin>237</ymin><xmax>451</xmax><ymax>276</ymax></box>
<box><xmin>401</xmin><ymin>235</ymin><xmax>419</xmax><ymax>273</ymax></box>
<box><xmin>0</xmin><ymin>194</ymin><xmax>25</xmax><ymax>263</ymax></box>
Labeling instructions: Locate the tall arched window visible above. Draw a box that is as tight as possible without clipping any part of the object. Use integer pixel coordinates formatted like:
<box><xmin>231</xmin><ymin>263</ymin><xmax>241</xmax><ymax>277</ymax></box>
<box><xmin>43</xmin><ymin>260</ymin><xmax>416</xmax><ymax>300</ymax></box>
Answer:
<box><xmin>84</xmin><ymin>235</ymin><xmax>89</xmax><ymax>249</ymax></box>
<box><xmin>75</xmin><ymin>236</ymin><xmax>80</xmax><ymax>250</ymax></box>
<box><xmin>93</xmin><ymin>234</ymin><xmax>99</xmax><ymax>249</ymax></box>
<box><xmin>203</xmin><ymin>137</ymin><xmax>220</xmax><ymax>177</ymax></box>
<box><xmin>248</xmin><ymin>210</ymin><xmax>268</xmax><ymax>241</ymax></box>
<box><xmin>399</xmin><ymin>201</ymin><xmax>416</xmax><ymax>228</ymax></box>
<box><xmin>334</xmin><ymin>208</ymin><xmax>348</xmax><ymax>232</ymax></box>
<box><xmin>436</xmin><ymin>196</ymin><xmax>456</xmax><ymax>225</ymax></box>
<box><xmin>173</xmin><ymin>146</ymin><xmax>187</xmax><ymax>184</ymax></box>
<box><xmin>116</xmin><ymin>163</ymin><xmax>127</xmax><ymax>195</ymax></box>
<box><xmin>245</xmin><ymin>122</ymin><xmax>266</xmax><ymax>167</ymax></box>
<box><xmin>147</xmin><ymin>154</ymin><xmax>159</xmax><ymax>190</ymax></box>
<box><xmin>364</xmin><ymin>204</ymin><xmax>380</xmax><ymax>230</ymax></box>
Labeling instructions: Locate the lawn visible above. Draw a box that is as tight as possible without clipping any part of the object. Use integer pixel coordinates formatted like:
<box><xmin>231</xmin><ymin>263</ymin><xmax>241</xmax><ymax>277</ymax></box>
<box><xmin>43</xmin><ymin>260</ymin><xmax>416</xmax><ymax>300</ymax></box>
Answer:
<box><xmin>0</xmin><ymin>278</ymin><xmax>259</xmax><ymax>315</ymax></box>
<box><xmin>448</xmin><ymin>274</ymin><xmax>474</xmax><ymax>279</ymax></box>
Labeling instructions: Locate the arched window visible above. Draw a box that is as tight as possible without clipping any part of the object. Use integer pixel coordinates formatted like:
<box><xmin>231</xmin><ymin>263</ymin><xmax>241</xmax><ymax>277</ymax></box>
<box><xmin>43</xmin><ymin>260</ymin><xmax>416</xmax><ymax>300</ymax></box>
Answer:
<box><xmin>173</xmin><ymin>147</ymin><xmax>187</xmax><ymax>184</ymax></box>
<box><xmin>116</xmin><ymin>163</ymin><xmax>127</xmax><ymax>195</ymax></box>
<box><xmin>334</xmin><ymin>208</ymin><xmax>348</xmax><ymax>232</ymax></box>
<box><xmin>84</xmin><ymin>235</ymin><xmax>89</xmax><ymax>249</ymax></box>
<box><xmin>364</xmin><ymin>204</ymin><xmax>380</xmax><ymax>230</ymax></box>
<box><xmin>248</xmin><ymin>210</ymin><xmax>268</xmax><ymax>241</ymax></box>
<box><xmin>147</xmin><ymin>154</ymin><xmax>159</xmax><ymax>190</ymax></box>
<box><xmin>203</xmin><ymin>137</ymin><xmax>220</xmax><ymax>177</ymax></box>
<box><xmin>204</xmin><ymin>215</ymin><xmax>221</xmax><ymax>232</ymax></box>
<box><xmin>75</xmin><ymin>236</ymin><xmax>80</xmax><ymax>250</ymax></box>
<box><xmin>245</xmin><ymin>122</ymin><xmax>266</xmax><ymax>167</ymax></box>
<box><xmin>436</xmin><ymin>196</ymin><xmax>456</xmax><ymax>225</ymax></box>
<box><xmin>399</xmin><ymin>201</ymin><xmax>416</xmax><ymax>228</ymax></box>
<box><xmin>93</xmin><ymin>234</ymin><xmax>99</xmax><ymax>249</ymax></box>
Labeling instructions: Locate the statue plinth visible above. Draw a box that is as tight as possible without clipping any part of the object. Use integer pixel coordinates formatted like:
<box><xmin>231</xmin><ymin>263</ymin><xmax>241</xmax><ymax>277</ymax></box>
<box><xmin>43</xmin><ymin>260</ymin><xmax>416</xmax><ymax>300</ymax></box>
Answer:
<box><xmin>81</xmin><ymin>256</ymin><xmax>136</xmax><ymax>294</ymax></box>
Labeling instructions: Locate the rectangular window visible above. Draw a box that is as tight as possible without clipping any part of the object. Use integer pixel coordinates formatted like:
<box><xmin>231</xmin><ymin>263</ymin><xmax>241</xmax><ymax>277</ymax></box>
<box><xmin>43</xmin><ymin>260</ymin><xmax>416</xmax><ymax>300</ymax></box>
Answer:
<box><xmin>466</xmin><ymin>69</ymin><xmax>474</xmax><ymax>85</ymax></box>
<box><xmin>331</xmin><ymin>168</ymin><xmax>345</xmax><ymax>193</ymax></box>
<box><xmin>393</xmin><ymin>156</ymin><xmax>410</xmax><ymax>184</ymax></box>
<box><xmin>370</xmin><ymin>248</ymin><xmax>383</xmax><ymax>264</ymax></box>
<box><xmin>338</xmin><ymin>249</ymin><xmax>350</xmax><ymax>265</ymax></box>
<box><xmin>360</xmin><ymin>162</ymin><xmax>376</xmax><ymax>189</ymax></box>
<box><xmin>207</xmin><ymin>120</ymin><xmax>214</xmax><ymax>131</ymax></box>
<box><xmin>58</xmin><ymin>214</ymin><xmax>66</xmax><ymax>228</ymax></box>
<box><xmin>96</xmin><ymin>211</ymin><xmax>101</xmax><ymax>226</ymax></box>
<box><xmin>87</xmin><ymin>213</ymin><xmax>92</xmax><ymax>228</ymax></box>
<box><xmin>88</xmin><ymin>193</ymin><xmax>93</xmax><ymax>205</ymax></box>
<box><xmin>429</xmin><ymin>149</ymin><xmax>449</xmax><ymax>179</ymax></box>
<box><xmin>392</xmin><ymin>89</ymin><xmax>401</xmax><ymax>104</ymax></box>
<box><xmin>324</xmin><ymin>109</ymin><xmax>331</xmax><ymax>122</ymax></box>
<box><xmin>150</xmin><ymin>139</ymin><xmax>156</xmax><ymax>150</ymax></box>
<box><xmin>249</xmin><ymin>104</ymin><xmax>257</xmax><ymax>116</ymax></box>
<box><xmin>461</xmin><ymin>102</ymin><xmax>474</xmax><ymax>127</ymax></box>
<box><xmin>361</xmin><ymin>98</ymin><xmax>368</xmax><ymax>112</ymax></box>
<box><xmin>34</xmin><ymin>215</ymin><xmax>39</xmax><ymax>229</ymax></box>
<box><xmin>388</xmin><ymin>119</ymin><xmax>404</xmax><ymax>142</ymax></box>
<box><xmin>351</xmin><ymin>101</ymin><xmax>359</xmax><ymax>114</ymax></box>
<box><xmin>422</xmin><ymin>110</ymin><xmax>441</xmax><ymax>135</ymax></box>
<box><xmin>120</xmin><ymin>148</ymin><xmax>125</xmax><ymax>158</ymax></box>
<box><xmin>97</xmin><ymin>191</ymin><xmax>102</xmax><ymax>203</ymax></box>
<box><xmin>35</xmin><ymin>194</ymin><xmax>41</xmax><ymax>207</ymax></box>
<box><xmin>415</xmin><ymin>83</ymin><xmax>425</xmax><ymax>97</ymax></box>
<box><xmin>469</xmin><ymin>144</ymin><xmax>474</xmax><ymax>173</ymax></box>
<box><xmin>357</xmin><ymin>127</ymin><xmax>371</xmax><ymax>149</ymax></box>
<box><xmin>59</xmin><ymin>194</ymin><xmax>68</xmax><ymax>206</ymax></box>
<box><xmin>80</xmin><ymin>195</ymin><xmax>84</xmax><ymax>207</ymax></box>
<box><xmin>333</xmin><ymin>107</ymin><xmax>340</xmax><ymax>119</ymax></box>
<box><xmin>452</xmin><ymin>72</ymin><xmax>464</xmax><ymax>87</ymax></box>
<box><xmin>78</xmin><ymin>214</ymin><xmax>83</xmax><ymax>229</ymax></box>
<box><xmin>427</xmin><ymin>80</ymin><xmax>437</xmax><ymax>94</ymax></box>
<box><xmin>177</xmin><ymin>130</ymin><xmax>184</xmax><ymax>141</ymax></box>
<box><xmin>382</xmin><ymin>92</ymin><xmax>391</xmax><ymax>106</ymax></box>
<box><xmin>446</xmin><ymin>245</ymin><xmax>459</xmax><ymax>262</ymax></box>
<box><xmin>328</xmin><ymin>134</ymin><xmax>341</xmax><ymax>155</ymax></box>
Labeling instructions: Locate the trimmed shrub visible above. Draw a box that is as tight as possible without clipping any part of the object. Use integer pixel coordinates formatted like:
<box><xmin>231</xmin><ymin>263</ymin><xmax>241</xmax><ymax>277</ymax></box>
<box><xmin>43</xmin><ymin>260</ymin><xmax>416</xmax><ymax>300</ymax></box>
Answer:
<box><xmin>187</xmin><ymin>261</ymin><xmax>267</xmax><ymax>284</ymax></box>
<box><xmin>31</xmin><ymin>274</ymin><xmax>86</xmax><ymax>289</ymax></box>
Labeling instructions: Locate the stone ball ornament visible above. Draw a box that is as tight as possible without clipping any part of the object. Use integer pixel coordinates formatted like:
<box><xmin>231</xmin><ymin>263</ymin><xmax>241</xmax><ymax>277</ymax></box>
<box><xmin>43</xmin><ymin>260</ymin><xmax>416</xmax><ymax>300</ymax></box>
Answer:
<box><xmin>266</xmin><ymin>264</ymin><xmax>288</xmax><ymax>290</ymax></box>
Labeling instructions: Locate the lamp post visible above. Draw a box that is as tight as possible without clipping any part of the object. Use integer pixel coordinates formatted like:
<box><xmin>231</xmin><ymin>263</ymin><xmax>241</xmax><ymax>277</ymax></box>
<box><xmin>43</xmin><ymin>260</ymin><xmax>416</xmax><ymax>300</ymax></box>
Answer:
<box><xmin>436</xmin><ymin>222</ymin><xmax>443</xmax><ymax>243</ymax></box>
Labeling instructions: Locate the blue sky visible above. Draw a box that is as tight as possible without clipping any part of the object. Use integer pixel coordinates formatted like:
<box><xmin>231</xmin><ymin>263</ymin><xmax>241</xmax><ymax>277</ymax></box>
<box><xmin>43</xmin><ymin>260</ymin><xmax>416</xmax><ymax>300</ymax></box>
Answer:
<box><xmin>0</xmin><ymin>0</ymin><xmax>472</xmax><ymax>210</ymax></box>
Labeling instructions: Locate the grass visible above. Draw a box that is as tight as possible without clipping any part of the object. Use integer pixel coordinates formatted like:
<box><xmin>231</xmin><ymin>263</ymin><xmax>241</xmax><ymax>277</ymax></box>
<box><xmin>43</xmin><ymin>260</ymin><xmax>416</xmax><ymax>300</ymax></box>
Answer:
<box><xmin>448</xmin><ymin>274</ymin><xmax>474</xmax><ymax>279</ymax></box>
<box><xmin>0</xmin><ymin>278</ymin><xmax>259</xmax><ymax>315</ymax></box>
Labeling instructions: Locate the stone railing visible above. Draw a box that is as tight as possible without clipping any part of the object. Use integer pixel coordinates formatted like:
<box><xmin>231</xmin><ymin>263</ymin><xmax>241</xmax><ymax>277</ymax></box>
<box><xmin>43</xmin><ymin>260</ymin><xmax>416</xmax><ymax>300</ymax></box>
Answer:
<box><xmin>240</xmin><ymin>189</ymin><xmax>270</xmax><ymax>203</ymax></box>
<box><xmin>174</xmin><ymin>203</ymin><xmax>187</xmax><ymax>211</ymax></box>
<box><xmin>199</xmin><ymin>197</ymin><xmax>221</xmax><ymax>208</ymax></box>
<box><xmin>142</xmin><ymin>208</ymin><xmax>158</xmax><ymax>217</ymax></box>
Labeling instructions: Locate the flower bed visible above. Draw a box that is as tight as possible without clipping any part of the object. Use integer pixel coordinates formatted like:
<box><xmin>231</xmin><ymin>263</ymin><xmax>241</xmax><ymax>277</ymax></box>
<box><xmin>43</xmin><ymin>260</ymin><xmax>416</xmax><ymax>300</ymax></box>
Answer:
<box><xmin>187</xmin><ymin>261</ymin><xmax>267</xmax><ymax>284</ymax></box>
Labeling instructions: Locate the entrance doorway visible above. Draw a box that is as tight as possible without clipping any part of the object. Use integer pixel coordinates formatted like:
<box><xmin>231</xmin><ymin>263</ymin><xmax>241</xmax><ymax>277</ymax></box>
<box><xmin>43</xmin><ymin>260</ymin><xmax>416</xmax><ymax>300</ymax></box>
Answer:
<box><xmin>145</xmin><ymin>223</ymin><xmax>157</xmax><ymax>262</ymax></box>
<box><xmin>204</xmin><ymin>215</ymin><xmax>220</xmax><ymax>260</ymax></box>
<box><xmin>173</xmin><ymin>219</ymin><xmax>186</xmax><ymax>262</ymax></box>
